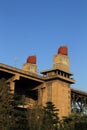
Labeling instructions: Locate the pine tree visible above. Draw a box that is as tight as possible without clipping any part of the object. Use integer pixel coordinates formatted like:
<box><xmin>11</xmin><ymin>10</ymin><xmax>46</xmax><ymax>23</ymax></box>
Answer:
<box><xmin>0</xmin><ymin>78</ymin><xmax>14</xmax><ymax>130</ymax></box>
<box><xmin>0</xmin><ymin>78</ymin><xmax>29</xmax><ymax>130</ymax></box>
<box><xmin>42</xmin><ymin>101</ymin><xmax>59</xmax><ymax>130</ymax></box>
<box><xmin>10</xmin><ymin>87</ymin><xmax>29</xmax><ymax>130</ymax></box>
<box><xmin>27</xmin><ymin>105</ymin><xmax>44</xmax><ymax>130</ymax></box>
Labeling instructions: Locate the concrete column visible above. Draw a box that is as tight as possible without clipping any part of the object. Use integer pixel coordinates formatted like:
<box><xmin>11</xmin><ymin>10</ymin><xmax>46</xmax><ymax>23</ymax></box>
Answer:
<box><xmin>10</xmin><ymin>81</ymin><xmax>15</xmax><ymax>94</ymax></box>
<box><xmin>38</xmin><ymin>88</ymin><xmax>43</xmax><ymax>105</ymax></box>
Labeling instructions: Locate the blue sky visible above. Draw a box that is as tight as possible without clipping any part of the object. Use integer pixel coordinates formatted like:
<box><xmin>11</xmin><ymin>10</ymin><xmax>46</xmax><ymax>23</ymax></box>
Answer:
<box><xmin>0</xmin><ymin>0</ymin><xmax>87</xmax><ymax>91</ymax></box>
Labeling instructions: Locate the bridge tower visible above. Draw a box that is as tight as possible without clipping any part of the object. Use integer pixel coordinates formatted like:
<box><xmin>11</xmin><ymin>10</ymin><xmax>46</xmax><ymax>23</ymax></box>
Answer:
<box><xmin>41</xmin><ymin>46</ymin><xmax>75</xmax><ymax>118</ymax></box>
<box><xmin>22</xmin><ymin>55</ymin><xmax>37</xmax><ymax>73</ymax></box>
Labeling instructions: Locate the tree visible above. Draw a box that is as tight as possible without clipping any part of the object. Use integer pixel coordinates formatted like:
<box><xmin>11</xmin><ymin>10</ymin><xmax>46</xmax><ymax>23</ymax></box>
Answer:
<box><xmin>42</xmin><ymin>101</ymin><xmax>59</xmax><ymax>130</ymax></box>
<box><xmin>61</xmin><ymin>113</ymin><xmax>87</xmax><ymax>130</ymax></box>
<box><xmin>27</xmin><ymin>102</ymin><xmax>60</xmax><ymax>130</ymax></box>
<box><xmin>61</xmin><ymin>115</ymin><xmax>76</xmax><ymax>130</ymax></box>
<box><xmin>27</xmin><ymin>105</ymin><xmax>44</xmax><ymax>130</ymax></box>
<box><xmin>10</xmin><ymin>94</ymin><xmax>28</xmax><ymax>130</ymax></box>
<box><xmin>0</xmin><ymin>78</ymin><xmax>14</xmax><ymax>130</ymax></box>
<box><xmin>0</xmin><ymin>78</ymin><xmax>29</xmax><ymax>130</ymax></box>
<box><xmin>74</xmin><ymin>115</ymin><xmax>87</xmax><ymax>130</ymax></box>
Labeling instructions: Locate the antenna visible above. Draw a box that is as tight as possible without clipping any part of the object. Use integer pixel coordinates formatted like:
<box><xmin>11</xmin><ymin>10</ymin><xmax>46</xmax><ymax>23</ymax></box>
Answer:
<box><xmin>14</xmin><ymin>57</ymin><xmax>18</xmax><ymax>67</ymax></box>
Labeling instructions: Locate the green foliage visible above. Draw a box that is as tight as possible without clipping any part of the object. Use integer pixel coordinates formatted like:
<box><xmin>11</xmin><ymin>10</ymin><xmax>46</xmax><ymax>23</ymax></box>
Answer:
<box><xmin>27</xmin><ymin>102</ymin><xmax>59</xmax><ymax>130</ymax></box>
<box><xmin>11</xmin><ymin>108</ymin><xmax>28</xmax><ymax>130</ymax></box>
<box><xmin>1</xmin><ymin>78</ymin><xmax>87</xmax><ymax>130</ymax></box>
<box><xmin>0</xmin><ymin>78</ymin><xmax>14</xmax><ymax>130</ymax></box>
<box><xmin>28</xmin><ymin>105</ymin><xmax>44</xmax><ymax>130</ymax></box>
<box><xmin>74</xmin><ymin>115</ymin><xmax>87</xmax><ymax>130</ymax></box>
<box><xmin>42</xmin><ymin>101</ymin><xmax>59</xmax><ymax>130</ymax></box>
<box><xmin>0</xmin><ymin>78</ymin><xmax>28</xmax><ymax>130</ymax></box>
<box><xmin>61</xmin><ymin>114</ymin><xmax>87</xmax><ymax>130</ymax></box>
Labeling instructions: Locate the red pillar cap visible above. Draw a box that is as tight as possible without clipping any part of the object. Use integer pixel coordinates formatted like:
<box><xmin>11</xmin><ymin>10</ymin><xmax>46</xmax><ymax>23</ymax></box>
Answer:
<box><xmin>27</xmin><ymin>55</ymin><xmax>36</xmax><ymax>64</ymax></box>
<box><xmin>58</xmin><ymin>46</ymin><xmax>68</xmax><ymax>55</ymax></box>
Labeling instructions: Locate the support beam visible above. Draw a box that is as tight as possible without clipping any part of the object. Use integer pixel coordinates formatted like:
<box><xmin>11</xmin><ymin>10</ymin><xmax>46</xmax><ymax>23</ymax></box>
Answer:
<box><xmin>6</xmin><ymin>74</ymin><xmax>20</xmax><ymax>83</ymax></box>
<box><xmin>6</xmin><ymin>74</ymin><xmax>20</xmax><ymax>93</ymax></box>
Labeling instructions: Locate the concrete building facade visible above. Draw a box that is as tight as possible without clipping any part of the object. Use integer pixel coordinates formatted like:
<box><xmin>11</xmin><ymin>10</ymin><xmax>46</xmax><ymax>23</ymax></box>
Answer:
<box><xmin>0</xmin><ymin>46</ymin><xmax>76</xmax><ymax>118</ymax></box>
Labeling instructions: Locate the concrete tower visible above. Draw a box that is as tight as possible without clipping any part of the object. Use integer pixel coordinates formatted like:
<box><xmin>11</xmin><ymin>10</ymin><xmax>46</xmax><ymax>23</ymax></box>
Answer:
<box><xmin>22</xmin><ymin>55</ymin><xmax>37</xmax><ymax>73</ymax></box>
<box><xmin>53</xmin><ymin>46</ymin><xmax>70</xmax><ymax>72</ymax></box>
<box><xmin>41</xmin><ymin>46</ymin><xmax>75</xmax><ymax>118</ymax></box>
